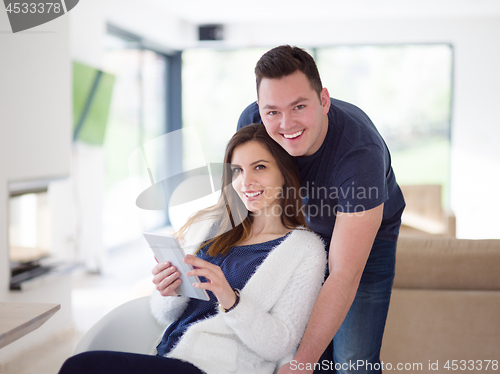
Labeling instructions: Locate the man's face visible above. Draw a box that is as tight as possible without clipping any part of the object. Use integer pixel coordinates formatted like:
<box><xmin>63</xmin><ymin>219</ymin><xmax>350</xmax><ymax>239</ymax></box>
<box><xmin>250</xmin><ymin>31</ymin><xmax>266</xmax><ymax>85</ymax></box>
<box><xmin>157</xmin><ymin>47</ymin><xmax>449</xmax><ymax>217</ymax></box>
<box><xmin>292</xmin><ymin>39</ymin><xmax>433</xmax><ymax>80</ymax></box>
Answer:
<box><xmin>257</xmin><ymin>70</ymin><xmax>330</xmax><ymax>157</ymax></box>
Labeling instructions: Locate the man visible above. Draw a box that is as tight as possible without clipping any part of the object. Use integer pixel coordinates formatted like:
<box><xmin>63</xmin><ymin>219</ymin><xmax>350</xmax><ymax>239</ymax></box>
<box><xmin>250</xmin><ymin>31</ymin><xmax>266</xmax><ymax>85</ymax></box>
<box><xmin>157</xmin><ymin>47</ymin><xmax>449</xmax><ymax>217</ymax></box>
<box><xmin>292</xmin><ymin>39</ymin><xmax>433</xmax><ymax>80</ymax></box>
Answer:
<box><xmin>237</xmin><ymin>46</ymin><xmax>405</xmax><ymax>374</ymax></box>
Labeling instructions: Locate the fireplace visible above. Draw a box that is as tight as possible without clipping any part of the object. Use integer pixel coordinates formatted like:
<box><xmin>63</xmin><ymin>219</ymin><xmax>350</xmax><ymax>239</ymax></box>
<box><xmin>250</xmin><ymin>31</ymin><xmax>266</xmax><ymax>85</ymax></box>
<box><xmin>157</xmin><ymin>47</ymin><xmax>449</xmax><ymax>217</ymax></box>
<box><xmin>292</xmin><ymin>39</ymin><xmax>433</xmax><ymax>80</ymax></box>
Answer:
<box><xmin>8</xmin><ymin>178</ymin><xmax>62</xmax><ymax>290</ymax></box>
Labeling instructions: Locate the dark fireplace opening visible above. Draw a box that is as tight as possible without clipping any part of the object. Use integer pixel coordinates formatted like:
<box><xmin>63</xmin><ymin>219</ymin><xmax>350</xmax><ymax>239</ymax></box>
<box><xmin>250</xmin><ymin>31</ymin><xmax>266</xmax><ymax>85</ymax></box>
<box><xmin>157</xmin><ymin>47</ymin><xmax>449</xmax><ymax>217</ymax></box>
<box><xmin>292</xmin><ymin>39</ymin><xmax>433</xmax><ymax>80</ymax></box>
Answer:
<box><xmin>9</xmin><ymin>178</ymin><xmax>58</xmax><ymax>290</ymax></box>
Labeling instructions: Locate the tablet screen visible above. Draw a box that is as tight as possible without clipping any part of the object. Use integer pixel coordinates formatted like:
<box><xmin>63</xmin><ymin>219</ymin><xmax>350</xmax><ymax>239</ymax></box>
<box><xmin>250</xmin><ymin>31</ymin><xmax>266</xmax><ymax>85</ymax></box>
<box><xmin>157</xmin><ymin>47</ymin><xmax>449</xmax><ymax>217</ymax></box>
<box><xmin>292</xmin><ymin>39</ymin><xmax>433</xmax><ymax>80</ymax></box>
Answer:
<box><xmin>143</xmin><ymin>232</ymin><xmax>210</xmax><ymax>301</ymax></box>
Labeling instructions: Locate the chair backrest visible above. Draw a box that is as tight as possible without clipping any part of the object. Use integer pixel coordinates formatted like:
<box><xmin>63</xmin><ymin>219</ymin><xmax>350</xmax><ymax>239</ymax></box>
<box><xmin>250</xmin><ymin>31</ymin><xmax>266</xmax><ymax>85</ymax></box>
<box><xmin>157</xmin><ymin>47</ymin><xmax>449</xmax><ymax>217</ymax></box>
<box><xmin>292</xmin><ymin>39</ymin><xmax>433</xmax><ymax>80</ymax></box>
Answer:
<box><xmin>73</xmin><ymin>296</ymin><xmax>164</xmax><ymax>355</ymax></box>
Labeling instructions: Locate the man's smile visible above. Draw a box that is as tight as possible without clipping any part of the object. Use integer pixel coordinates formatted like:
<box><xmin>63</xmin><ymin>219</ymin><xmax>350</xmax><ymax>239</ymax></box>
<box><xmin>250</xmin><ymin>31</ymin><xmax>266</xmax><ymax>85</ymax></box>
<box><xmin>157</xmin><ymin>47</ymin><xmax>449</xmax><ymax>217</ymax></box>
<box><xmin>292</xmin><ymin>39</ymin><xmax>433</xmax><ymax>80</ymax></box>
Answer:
<box><xmin>282</xmin><ymin>129</ymin><xmax>304</xmax><ymax>139</ymax></box>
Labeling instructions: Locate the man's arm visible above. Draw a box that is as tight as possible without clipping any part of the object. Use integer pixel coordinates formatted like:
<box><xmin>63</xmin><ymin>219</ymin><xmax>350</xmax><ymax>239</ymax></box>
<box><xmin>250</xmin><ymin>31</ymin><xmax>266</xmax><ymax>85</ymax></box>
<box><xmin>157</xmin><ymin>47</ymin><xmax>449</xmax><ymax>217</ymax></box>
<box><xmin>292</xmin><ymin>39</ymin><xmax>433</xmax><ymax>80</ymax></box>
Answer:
<box><xmin>278</xmin><ymin>204</ymin><xmax>383</xmax><ymax>374</ymax></box>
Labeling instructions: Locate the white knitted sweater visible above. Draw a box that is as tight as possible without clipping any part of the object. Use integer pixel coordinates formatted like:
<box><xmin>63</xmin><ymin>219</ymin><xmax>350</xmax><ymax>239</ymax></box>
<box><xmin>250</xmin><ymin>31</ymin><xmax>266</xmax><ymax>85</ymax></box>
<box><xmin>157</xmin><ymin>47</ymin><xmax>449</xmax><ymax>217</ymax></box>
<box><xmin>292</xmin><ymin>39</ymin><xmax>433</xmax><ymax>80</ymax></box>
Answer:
<box><xmin>150</xmin><ymin>222</ymin><xmax>326</xmax><ymax>374</ymax></box>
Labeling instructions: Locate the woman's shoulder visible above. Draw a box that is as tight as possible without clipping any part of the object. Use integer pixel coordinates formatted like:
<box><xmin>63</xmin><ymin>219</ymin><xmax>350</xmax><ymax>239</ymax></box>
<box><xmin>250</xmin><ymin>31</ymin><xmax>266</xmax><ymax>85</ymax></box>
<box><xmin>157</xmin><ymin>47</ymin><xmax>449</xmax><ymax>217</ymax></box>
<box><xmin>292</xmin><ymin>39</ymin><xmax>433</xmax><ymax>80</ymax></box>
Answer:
<box><xmin>289</xmin><ymin>226</ymin><xmax>323</xmax><ymax>241</ymax></box>
<box><xmin>269</xmin><ymin>228</ymin><xmax>326</xmax><ymax>276</ymax></box>
<box><xmin>285</xmin><ymin>227</ymin><xmax>326</xmax><ymax>254</ymax></box>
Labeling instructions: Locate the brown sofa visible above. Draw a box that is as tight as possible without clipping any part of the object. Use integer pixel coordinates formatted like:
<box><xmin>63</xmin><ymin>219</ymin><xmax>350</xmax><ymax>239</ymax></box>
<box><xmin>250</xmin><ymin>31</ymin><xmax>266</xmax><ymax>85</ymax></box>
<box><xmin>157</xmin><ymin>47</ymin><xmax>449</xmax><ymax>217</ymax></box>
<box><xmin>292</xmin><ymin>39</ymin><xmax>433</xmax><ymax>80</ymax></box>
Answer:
<box><xmin>381</xmin><ymin>236</ymin><xmax>500</xmax><ymax>373</ymax></box>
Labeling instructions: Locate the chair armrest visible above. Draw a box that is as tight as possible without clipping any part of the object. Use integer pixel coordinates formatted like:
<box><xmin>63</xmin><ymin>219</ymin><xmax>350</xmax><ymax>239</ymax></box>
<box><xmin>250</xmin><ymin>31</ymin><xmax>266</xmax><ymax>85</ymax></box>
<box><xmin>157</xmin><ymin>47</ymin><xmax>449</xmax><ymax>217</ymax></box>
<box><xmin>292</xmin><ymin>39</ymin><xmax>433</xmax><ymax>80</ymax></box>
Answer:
<box><xmin>73</xmin><ymin>296</ymin><xmax>164</xmax><ymax>355</ymax></box>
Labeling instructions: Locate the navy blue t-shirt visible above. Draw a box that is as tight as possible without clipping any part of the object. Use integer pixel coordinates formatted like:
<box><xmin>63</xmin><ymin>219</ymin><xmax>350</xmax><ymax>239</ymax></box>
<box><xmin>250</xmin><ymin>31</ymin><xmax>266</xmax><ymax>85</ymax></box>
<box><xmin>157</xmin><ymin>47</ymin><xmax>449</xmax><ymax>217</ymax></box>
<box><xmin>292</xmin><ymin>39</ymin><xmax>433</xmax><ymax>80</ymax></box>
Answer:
<box><xmin>237</xmin><ymin>99</ymin><xmax>405</xmax><ymax>246</ymax></box>
<box><xmin>156</xmin><ymin>233</ymin><xmax>290</xmax><ymax>356</ymax></box>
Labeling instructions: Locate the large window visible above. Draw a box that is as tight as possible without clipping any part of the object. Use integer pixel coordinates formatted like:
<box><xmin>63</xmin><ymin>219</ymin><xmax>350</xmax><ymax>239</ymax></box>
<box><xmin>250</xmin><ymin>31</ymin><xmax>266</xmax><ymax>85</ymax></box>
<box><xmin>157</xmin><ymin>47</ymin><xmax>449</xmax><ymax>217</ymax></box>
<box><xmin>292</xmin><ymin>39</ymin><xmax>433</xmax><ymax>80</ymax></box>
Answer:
<box><xmin>316</xmin><ymin>44</ymin><xmax>453</xmax><ymax>207</ymax></box>
<box><xmin>182</xmin><ymin>45</ymin><xmax>453</xmax><ymax>207</ymax></box>
<box><xmin>182</xmin><ymin>48</ymin><xmax>268</xmax><ymax>167</ymax></box>
<box><xmin>101</xmin><ymin>30</ymin><xmax>169</xmax><ymax>248</ymax></box>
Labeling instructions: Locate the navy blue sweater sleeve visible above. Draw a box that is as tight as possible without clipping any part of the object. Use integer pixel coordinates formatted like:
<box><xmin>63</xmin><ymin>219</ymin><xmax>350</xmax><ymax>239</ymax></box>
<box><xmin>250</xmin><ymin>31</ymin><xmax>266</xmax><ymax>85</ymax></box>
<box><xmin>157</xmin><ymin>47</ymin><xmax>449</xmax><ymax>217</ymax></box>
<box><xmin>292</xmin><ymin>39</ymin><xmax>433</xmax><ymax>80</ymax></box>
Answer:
<box><xmin>237</xmin><ymin>101</ymin><xmax>261</xmax><ymax>130</ymax></box>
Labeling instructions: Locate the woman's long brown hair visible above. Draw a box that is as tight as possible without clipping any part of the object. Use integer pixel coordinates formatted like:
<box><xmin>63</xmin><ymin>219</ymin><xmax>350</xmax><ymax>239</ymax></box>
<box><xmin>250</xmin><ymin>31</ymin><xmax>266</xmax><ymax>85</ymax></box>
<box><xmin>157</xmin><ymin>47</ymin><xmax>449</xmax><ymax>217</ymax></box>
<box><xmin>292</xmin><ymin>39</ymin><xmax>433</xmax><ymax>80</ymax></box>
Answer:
<box><xmin>176</xmin><ymin>123</ymin><xmax>307</xmax><ymax>256</ymax></box>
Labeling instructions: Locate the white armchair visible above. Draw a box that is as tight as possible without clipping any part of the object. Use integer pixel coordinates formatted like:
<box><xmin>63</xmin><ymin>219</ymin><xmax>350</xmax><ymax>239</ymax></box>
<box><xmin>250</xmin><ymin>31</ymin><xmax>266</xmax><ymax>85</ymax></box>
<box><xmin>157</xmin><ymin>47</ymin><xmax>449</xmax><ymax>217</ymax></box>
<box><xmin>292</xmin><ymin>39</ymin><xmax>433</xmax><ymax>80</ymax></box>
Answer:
<box><xmin>73</xmin><ymin>296</ymin><xmax>163</xmax><ymax>356</ymax></box>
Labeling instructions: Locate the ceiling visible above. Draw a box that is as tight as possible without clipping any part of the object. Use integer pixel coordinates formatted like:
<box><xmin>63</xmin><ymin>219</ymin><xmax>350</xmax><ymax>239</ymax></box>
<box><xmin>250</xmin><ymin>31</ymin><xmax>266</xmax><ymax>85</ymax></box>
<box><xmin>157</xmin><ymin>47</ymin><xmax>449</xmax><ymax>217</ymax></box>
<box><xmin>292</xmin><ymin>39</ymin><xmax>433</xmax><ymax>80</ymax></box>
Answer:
<box><xmin>153</xmin><ymin>0</ymin><xmax>500</xmax><ymax>24</ymax></box>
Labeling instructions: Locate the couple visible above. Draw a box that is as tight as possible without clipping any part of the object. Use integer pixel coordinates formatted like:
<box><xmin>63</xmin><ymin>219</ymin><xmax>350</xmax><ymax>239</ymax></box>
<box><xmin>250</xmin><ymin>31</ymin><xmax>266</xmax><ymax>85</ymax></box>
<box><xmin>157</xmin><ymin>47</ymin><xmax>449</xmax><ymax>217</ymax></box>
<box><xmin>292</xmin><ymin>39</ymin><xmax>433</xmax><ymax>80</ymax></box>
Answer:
<box><xmin>61</xmin><ymin>45</ymin><xmax>405</xmax><ymax>374</ymax></box>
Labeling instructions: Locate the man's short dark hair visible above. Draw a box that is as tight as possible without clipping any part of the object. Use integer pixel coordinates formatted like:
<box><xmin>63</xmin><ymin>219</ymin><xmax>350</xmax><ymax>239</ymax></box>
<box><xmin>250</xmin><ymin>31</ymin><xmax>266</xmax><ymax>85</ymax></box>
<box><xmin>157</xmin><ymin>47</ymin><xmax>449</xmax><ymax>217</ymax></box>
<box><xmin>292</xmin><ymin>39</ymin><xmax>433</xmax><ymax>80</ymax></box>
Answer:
<box><xmin>255</xmin><ymin>45</ymin><xmax>323</xmax><ymax>99</ymax></box>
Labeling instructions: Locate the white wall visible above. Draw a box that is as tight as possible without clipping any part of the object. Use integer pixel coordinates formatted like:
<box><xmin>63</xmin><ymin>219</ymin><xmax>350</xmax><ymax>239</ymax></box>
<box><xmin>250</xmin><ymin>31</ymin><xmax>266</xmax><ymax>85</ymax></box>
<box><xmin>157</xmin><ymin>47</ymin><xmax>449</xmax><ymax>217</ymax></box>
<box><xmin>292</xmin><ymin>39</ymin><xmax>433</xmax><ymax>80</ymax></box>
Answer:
<box><xmin>0</xmin><ymin>10</ymin><xmax>73</xmax><ymax>361</ymax></box>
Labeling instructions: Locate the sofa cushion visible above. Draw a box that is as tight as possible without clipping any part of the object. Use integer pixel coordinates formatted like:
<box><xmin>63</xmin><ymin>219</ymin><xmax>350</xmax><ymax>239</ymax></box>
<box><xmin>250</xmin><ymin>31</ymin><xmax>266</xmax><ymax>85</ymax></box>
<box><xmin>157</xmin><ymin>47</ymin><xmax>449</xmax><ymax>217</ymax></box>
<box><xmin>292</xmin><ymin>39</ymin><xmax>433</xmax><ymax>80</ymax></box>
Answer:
<box><xmin>382</xmin><ymin>289</ymin><xmax>500</xmax><ymax>365</ymax></box>
<box><xmin>394</xmin><ymin>237</ymin><xmax>500</xmax><ymax>290</ymax></box>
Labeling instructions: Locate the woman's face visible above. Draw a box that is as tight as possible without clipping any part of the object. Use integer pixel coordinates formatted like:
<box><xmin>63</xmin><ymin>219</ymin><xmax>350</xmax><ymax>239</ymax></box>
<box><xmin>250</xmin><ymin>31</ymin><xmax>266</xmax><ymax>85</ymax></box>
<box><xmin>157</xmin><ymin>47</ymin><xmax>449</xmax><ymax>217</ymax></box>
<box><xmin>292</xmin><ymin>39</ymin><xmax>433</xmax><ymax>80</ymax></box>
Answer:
<box><xmin>230</xmin><ymin>141</ymin><xmax>285</xmax><ymax>214</ymax></box>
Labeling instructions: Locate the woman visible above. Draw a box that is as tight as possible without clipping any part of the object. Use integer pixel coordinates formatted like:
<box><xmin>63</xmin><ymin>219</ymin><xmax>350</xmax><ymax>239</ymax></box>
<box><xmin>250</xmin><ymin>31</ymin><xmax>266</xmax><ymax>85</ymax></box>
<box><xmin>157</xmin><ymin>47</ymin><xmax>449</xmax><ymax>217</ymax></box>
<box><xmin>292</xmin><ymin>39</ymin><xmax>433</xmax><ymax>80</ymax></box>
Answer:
<box><xmin>60</xmin><ymin>124</ymin><xmax>326</xmax><ymax>374</ymax></box>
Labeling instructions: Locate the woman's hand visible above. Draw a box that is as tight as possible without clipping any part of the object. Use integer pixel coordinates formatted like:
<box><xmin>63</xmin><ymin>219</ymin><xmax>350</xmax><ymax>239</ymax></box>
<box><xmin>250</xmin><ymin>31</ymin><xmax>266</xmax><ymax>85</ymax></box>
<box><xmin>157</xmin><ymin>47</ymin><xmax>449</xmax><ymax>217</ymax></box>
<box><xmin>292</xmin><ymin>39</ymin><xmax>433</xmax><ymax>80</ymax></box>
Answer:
<box><xmin>152</xmin><ymin>261</ymin><xmax>182</xmax><ymax>297</ymax></box>
<box><xmin>184</xmin><ymin>254</ymin><xmax>237</xmax><ymax>310</ymax></box>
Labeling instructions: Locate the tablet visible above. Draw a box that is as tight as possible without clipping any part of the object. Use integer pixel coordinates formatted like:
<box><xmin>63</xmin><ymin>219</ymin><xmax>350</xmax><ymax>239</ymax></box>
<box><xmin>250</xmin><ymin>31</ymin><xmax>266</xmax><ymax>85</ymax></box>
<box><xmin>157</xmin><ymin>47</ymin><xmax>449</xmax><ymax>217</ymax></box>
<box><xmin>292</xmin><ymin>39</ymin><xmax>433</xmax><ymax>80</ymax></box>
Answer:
<box><xmin>143</xmin><ymin>232</ymin><xmax>210</xmax><ymax>301</ymax></box>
